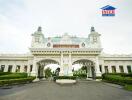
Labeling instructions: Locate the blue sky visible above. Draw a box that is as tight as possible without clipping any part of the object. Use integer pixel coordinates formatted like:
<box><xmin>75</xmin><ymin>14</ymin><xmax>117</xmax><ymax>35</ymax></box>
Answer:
<box><xmin>0</xmin><ymin>0</ymin><xmax>132</xmax><ymax>54</ymax></box>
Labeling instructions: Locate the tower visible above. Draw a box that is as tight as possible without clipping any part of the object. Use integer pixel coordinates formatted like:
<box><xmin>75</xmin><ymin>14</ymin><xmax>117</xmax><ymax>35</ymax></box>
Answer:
<box><xmin>31</xmin><ymin>26</ymin><xmax>44</xmax><ymax>47</ymax></box>
<box><xmin>88</xmin><ymin>26</ymin><xmax>101</xmax><ymax>48</ymax></box>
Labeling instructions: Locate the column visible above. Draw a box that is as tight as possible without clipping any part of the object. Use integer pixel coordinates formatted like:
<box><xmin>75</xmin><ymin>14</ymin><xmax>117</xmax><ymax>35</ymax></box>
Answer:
<box><xmin>20</xmin><ymin>63</ymin><xmax>24</xmax><ymax>73</ymax></box>
<box><xmin>69</xmin><ymin>52</ymin><xmax>72</xmax><ymax>67</ymax></box>
<box><xmin>101</xmin><ymin>61</ymin><xmax>105</xmax><ymax>74</ymax></box>
<box><xmin>86</xmin><ymin>65</ymin><xmax>89</xmax><ymax>78</ymax></box>
<box><xmin>27</xmin><ymin>61</ymin><xmax>31</xmax><ymax>76</ymax></box>
<box><xmin>43</xmin><ymin>65</ymin><xmax>46</xmax><ymax>78</ymax></box>
<box><xmin>124</xmin><ymin>65</ymin><xmax>128</xmax><ymax>73</ymax></box>
<box><xmin>27</xmin><ymin>64</ymin><xmax>30</xmax><ymax>73</ymax></box>
<box><xmin>59</xmin><ymin>52</ymin><xmax>64</xmax><ymax>76</ymax></box>
<box><xmin>12</xmin><ymin>63</ymin><xmax>16</xmax><ymax>72</ymax></box>
<box><xmin>88</xmin><ymin>66</ymin><xmax>92</xmax><ymax>77</ymax></box>
<box><xmin>4</xmin><ymin>65</ymin><xmax>8</xmax><ymax>72</ymax></box>
<box><xmin>108</xmin><ymin>65</ymin><xmax>112</xmax><ymax>73</ymax></box>
<box><xmin>116</xmin><ymin>65</ymin><xmax>120</xmax><ymax>73</ymax></box>
<box><xmin>95</xmin><ymin>56</ymin><xmax>101</xmax><ymax>76</ymax></box>
<box><xmin>68</xmin><ymin>52</ymin><xmax>73</xmax><ymax>76</ymax></box>
<box><xmin>102</xmin><ymin>65</ymin><xmax>105</xmax><ymax>74</ymax></box>
<box><xmin>31</xmin><ymin>58</ymin><xmax>37</xmax><ymax>77</ymax></box>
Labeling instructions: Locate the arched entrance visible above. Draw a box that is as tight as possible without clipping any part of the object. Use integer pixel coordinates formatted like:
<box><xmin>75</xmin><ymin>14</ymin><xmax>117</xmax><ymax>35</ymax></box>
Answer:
<box><xmin>72</xmin><ymin>59</ymin><xmax>95</xmax><ymax>79</ymax></box>
<box><xmin>37</xmin><ymin>59</ymin><xmax>60</xmax><ymax>78</ymax></box>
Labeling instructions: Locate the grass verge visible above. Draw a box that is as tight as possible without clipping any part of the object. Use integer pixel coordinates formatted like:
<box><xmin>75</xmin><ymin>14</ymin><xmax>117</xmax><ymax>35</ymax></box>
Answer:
<box><xmin>124</xmin><ymin>85</ymin><xmax>132</xmax><ymax>91</ymax></box>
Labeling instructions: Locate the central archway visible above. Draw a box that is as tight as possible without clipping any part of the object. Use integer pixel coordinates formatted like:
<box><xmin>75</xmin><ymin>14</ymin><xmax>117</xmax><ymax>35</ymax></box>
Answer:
<box><xmin>72</xmin><ymin>59</ymin><xmax>95</xmax><ymax>79</ymax></box>
<box><xmin>37</xmin><ymin>59</ymin><xmax>60</xmax><ymax>78</ymax></box>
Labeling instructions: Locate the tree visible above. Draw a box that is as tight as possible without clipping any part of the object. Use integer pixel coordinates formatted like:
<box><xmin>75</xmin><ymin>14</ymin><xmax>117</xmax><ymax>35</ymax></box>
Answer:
<box><xmin>81</xmin><ymin>66</ymin><xmax>87</xmax><ymax>72</ymax></box>
<box><xmin>44</xmin><ymin>67</ymin><xmax>52</xmax><ymax>78</ymax></box>
<box><xmin>55</xmin><ymin>67</ymin><xmax>60</xmax><ymax>76</ymax></box>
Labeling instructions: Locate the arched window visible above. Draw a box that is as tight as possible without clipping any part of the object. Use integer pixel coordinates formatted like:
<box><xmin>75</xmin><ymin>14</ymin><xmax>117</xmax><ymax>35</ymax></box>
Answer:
<box><xmin>35</xmin><ymin>37</ymin><xmax>40</xmax><ymax>43</ymax></box>
<box><xmin>82</xmin><ymin>43</ymin><xmax>85</xmax><ymax>47</ymax></box>
<box><xmin>47</xmin><ymin>42</ymin><xmax>51</xmax><ymax>47</ymax></box>
<box><xmin>93</xmin><ymin>36</ymin><xmax>97</xmax><ymax>43</ymax></box>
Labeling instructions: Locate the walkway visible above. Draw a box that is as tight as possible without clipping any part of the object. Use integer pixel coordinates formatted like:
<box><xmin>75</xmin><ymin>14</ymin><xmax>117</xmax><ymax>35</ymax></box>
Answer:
<box><xmin>0</xmin><ymin>81</ymin><xmax>132</xmax><ymax>100</ymax></box>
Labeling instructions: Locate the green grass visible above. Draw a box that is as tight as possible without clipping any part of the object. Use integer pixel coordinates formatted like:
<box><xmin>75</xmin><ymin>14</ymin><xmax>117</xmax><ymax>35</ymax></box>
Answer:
<box><xmin>124</xmin><ymin>85</ymin><xmax>132</xmax><ymax>91</ymax></box>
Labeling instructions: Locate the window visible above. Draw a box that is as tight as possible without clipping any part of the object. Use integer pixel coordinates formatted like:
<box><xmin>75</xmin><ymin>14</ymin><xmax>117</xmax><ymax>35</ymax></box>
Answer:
<box><xmin>81</xmin><ymin>43</ymin><xmax>85</xmax><ymax>47</ymax></box>
<box><xmin>35</xmin><ymin>37</ymin><xmax>40</xmax><ymax>43</ymax></box>
<box><xmin>104</xmin><ymin>66</ymin><xmax>108</xmax><ymax>73</ymax></box>
<box><xmin>93</xmin><ymin>36</ymin><xmax>97</xmax><ymax>43</ymax></box>
<box><xmin>8</xmin><ymin>65</ymin><xmax>12</xmax><ymax>72</ymax></box>
<box><xmin>30</xmin><ymin>65</ymin><xmax>33</xmax><ymax>72</ymax></box>
<box><xmin>119</xmin><ymin>66</ymin><xmax>124</xmax><ymax>73</ymax></box>
<box><xmin>0</xmin><ymin>65</ymin><xmax>5</xmax><ymax>72</ymax></box>
<box><xmin>112</xmin><ymin>66</ymin><xmax>116</xmax><ymax>73</ymax></box>
<box><xmin>24</xmin><ymin>65</ymin><xmax>27</xmax><ymax>72</ymax></box>
<box><xmin>47</xmin><ymin>42</ymin><xmax>51</xmax><ymax>47</ymax></box>
<box><xmin>99</xmin><ymin>65</ymin><xmax>102</xmax><ymax>72</ymax></box>
<box><xmin>16</xmin><ymin>65</ymin><xmax>20</xmax><ymax>72</ymax></box>
<box><xmin>127</xmin><ymin>66</ymin><xmax>131</xmax><ymax>73</ymax></box>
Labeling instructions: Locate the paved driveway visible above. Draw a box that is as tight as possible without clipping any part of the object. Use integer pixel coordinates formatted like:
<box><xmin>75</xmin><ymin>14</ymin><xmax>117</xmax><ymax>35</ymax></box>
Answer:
<box><xmin>0</xmin><ymin>81</ymin><xmax>132</xmax><ymax>100</ymax></box>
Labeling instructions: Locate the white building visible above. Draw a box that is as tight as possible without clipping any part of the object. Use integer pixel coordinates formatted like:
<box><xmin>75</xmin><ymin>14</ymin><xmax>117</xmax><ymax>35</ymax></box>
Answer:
<box><xmin>0</xmin><ymin>26</ymin><xmax>132</xmax><ymax>78</ymax></box>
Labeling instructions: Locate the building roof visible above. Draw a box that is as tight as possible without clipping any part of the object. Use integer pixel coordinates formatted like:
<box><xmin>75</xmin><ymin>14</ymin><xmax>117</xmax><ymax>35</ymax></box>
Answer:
<box><xmin>44</xmin><ymin>35</ymin><xmax>88</xmax><ymax>44</ymax></box>
<box><xmin>101</xmin><ymin>5</ymin><xmax>116</xmax><ymax>10</ymax></box>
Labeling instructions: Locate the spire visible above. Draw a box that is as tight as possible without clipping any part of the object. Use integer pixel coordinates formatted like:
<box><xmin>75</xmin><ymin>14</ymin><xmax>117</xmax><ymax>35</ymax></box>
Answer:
<box><xmin>91</xmin><ymin>26</ymin><xmax>95</xmax><ymax>32</ymax></box>
<box><xmin>37</xmin><ymin>26</ymin><xmax>42</xmax><ymax>32</ymax></box>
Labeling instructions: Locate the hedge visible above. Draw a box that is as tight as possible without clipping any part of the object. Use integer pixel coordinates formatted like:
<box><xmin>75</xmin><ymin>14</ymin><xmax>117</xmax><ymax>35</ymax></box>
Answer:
<box><xmin>73</xmin><ymin>73</ymin><xmax>87</xmax><ymax>78</ymax></box>
<box><xmin>0</xmin><ymin>73</ymin><xmax>28</xmax><ymax>80</ymax></box>
<box><xmin>0</xmin><ymin>76</ymin><xmax>36</xmax><ymax>86</ymax></box>
<box><xmin>124</xmin><ymin>85</ymin><xmax>132</xmax><ymax>91</ymax></box>
<box><xmin>102</xmin><ymin>73</ymin><xmax>132</xmax><ymax>85</ymax></box>
<box><xmin>102</xmin><ymin>73</ymin><xmax>132</xmax><ymax>78</ymax></box>
<box><xmin>53</xmin><ymin>76</ymin><xmax>76</xmax><ymax>81</ymax></box>
<box><xmin>121</xmin><ymin>73</ymin><xmax>132</xmax><ymax>77</ymax></box>
<box><xmin>95</xmin><ymin>76</ymin><xmax>102</xmax><ymax>79</ymax></box>
<box><xmin>0</xmin><ymin>72</ymin><xmax>11</xmax><ymax>76</ymax></box>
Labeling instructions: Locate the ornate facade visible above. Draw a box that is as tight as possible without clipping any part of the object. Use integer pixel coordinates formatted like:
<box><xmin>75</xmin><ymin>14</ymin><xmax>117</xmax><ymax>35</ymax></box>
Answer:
<box><xmin>0</xmin><ymin>26</ymin><xmax>132</xmax><ymax>78</ymax></box>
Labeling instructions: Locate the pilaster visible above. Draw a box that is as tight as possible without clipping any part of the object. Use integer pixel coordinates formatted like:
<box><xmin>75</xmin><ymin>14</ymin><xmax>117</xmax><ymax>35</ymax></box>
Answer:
<box><xmin>59</xmin><ymin>52</ymin><xmax>64</xmax><ymax>76</ymax></box>
<box><xmin>20</xmin><ymin>64</ymin><xmax>24</xmax><ymax>73</ymax></box>
<box><xmin>12</xmin><ymin>63</ymin><xmax>16</xmax><ymax>72</ymax></box>
<box><xmin>116</xmin><ymin>65</ymin><xmax>120</xmax><ymax>73</ymax></box>
<box><xmin>68</xmin><ymin>52</ymin><xmax>73</xmax><ymax>76</ymax></box>
<box><xmin>108</xmin><ymin>65</ymin><xmax>112</xmax><ymax>73</ymax></box>
<box><xmin>31</xmin><ymin>57</ymin><xmax>37</xmax><ymax>76</ymax></box>
<box><xmin>124</xmin><ymin>65</ymin><xmax>128</xmax><ymax>73</ymax></box>
<box><xmin>4</xmin><ymin>65</ymin><xmax>8</xmax><ymax>72</ymax></box>
<box><xmin>95</xmin><ymin>56</ymin><xmax>101</xmax><ymax>76</ymax></box>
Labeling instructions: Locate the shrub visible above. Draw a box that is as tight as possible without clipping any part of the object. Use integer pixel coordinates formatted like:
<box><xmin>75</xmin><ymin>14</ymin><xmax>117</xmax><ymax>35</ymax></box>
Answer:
<box><xmin>121</xmin><ymin>73</ymin><xmax>132</xmax><ymax>77</ymax></box>
<box><xmin>96</xmin><ymin>76</ymin><xmax>102</xmax><ymax>79</ymax></box>
<box><xmin>73</xmin><ymin>73</ymin><xmax>87</xmax><ymax>79</ymax></box>
<box><xmin>0</xmin><ymin>72</ymin><xmax>12</xmax><ymax>76</ymax></box>
<box><xmin>54</xmin><ymin>76</ymin><xmax>76</xmax><ymax>81</ymax></box>
<box><xmin>124</xmin><ymin>84</ymin><xmax>132</xmax><ymax>91</ymax></box>
<box><xmin>0</xmin><ymin>73</ymin><xmax>28</xmax><ymax>80</ymax></box>
<box><xmin>102</xmin><ymin>73</ymin><xmax>132</xmax><ymax>78</ymax></box>
<box><xmin>0</xmin><ymin>76</ymin><xmax>36</xmax><ymax>86</ymax></box>
<box><xmin>102</xmin><ymin>73</ymin><xmax>132</xmax><ymax>85</ymax></box>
